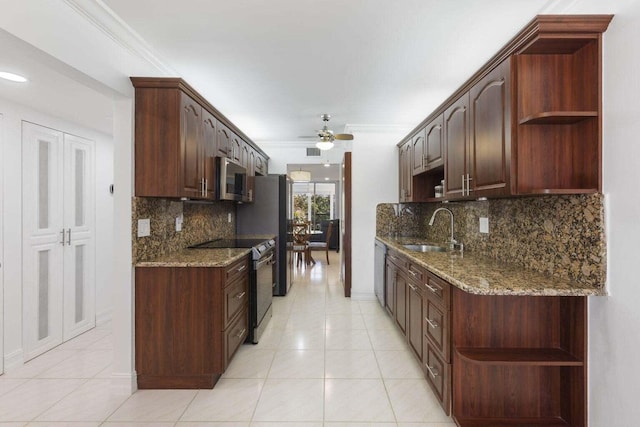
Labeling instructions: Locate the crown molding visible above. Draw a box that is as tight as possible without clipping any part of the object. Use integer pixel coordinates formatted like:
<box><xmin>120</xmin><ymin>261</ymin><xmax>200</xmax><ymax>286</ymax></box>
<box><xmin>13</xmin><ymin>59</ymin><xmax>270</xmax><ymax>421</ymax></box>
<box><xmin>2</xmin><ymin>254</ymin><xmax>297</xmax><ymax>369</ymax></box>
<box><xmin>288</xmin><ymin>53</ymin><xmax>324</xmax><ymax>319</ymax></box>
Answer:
<box><xmin>62</xmin><ymin>0</ymin><xmax>177</xmax><ymax>76</ymax></box>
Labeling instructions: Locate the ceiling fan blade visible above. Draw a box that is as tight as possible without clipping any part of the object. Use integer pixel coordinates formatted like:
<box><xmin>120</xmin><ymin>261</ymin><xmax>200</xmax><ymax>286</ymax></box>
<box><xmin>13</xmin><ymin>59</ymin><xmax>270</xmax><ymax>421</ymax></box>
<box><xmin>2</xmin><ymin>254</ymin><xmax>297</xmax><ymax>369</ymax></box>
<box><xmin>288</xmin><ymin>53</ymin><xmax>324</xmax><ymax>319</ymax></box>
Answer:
<box><xmin>335</xmin><ymin>133</ymin><xmax>354</xmax><ymax>140</ymax></box>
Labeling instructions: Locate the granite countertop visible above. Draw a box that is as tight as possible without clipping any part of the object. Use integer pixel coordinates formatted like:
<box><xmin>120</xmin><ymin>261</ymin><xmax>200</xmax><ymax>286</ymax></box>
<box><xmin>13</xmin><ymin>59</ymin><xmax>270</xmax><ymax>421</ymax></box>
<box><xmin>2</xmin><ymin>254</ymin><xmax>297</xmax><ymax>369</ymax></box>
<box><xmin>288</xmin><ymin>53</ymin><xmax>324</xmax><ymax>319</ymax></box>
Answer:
<box><xmin>136</xmin><ymin>247</ymin><xmax>251</xmax><ymax>267</ymax></box>
<box><xmin>135</xmin><ymin>234</ymin><xmax>276</xmax><ymax>268</ymax></box>
<box><xmin>376</xmin><ymin>236</ymin><xmax>605</xmax><ymax>296</ymax></box>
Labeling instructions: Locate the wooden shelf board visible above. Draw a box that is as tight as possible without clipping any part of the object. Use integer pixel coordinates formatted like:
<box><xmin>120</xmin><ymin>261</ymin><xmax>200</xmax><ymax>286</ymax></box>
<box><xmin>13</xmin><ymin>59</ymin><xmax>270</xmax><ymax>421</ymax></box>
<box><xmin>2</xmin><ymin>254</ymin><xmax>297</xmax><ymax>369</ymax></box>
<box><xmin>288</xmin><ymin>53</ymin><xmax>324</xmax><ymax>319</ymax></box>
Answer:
<box><xmin>455</xmin><ymin>416</ymin><xmax>570</xmax><ymax>427</ymax></box>
<box><xmin>519</xmin><ymin>35</ymin><xmax>596</xmax><ymax>55</ymax></box>
<box><xmin>519</xmin><ymin>111</ymin><xmax>597</xmax><ymax>125</ymax></box>
<box><xmin>522</xmin><ymin>188</ymin><xmax>599</xmax><ymax>195</ymax></box>
<box><xmin>456</xmin><ymin>347</ymin><xmax>583</xmax><ymax>366</ymax></box>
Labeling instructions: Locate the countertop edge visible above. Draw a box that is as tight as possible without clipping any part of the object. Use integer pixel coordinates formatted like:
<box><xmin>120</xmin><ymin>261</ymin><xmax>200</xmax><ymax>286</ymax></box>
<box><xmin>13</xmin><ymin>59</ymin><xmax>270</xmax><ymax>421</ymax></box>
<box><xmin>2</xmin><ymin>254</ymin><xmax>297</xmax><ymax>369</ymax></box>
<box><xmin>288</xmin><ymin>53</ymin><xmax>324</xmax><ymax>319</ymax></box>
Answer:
<box><xmin>135</xmin><ymin>248</ymin><xmax>252</xmax><ymax>268</ymax></box>
<box><xmin>376</xmin><ymin>236</ymin><xmax>606</xmax><ymax>297</ymax></box>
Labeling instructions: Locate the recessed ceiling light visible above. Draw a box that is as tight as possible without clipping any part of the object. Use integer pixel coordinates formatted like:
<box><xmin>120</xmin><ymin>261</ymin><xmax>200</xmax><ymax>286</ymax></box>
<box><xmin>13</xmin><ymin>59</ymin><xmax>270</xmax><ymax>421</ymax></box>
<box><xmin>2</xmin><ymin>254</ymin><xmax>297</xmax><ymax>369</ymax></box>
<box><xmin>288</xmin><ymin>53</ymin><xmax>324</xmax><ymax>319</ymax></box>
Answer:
<box><xmin>323</xmin><ymin>162</ymin><xmax>331</xmax><ymax>168</ymax></box>
<box><xmin>324</xmin><ymin>177</ymin><xmax>330</xmax><ymax>181</ymax></box>
<box><xmin>0</xmin><ymin>71</ymin><xmax>28</xmax><ymax>83</ymax></box>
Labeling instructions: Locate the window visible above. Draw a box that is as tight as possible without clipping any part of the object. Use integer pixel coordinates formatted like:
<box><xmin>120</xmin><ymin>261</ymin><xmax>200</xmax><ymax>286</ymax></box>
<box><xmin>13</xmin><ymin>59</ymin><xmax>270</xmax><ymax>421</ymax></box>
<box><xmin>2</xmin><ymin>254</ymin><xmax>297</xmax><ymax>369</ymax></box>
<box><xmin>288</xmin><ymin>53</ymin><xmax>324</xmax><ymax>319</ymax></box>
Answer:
<box><xmin>292</xmin><ymin>182</ymin><xmax>336</xmax><ymax>230</ymax></box>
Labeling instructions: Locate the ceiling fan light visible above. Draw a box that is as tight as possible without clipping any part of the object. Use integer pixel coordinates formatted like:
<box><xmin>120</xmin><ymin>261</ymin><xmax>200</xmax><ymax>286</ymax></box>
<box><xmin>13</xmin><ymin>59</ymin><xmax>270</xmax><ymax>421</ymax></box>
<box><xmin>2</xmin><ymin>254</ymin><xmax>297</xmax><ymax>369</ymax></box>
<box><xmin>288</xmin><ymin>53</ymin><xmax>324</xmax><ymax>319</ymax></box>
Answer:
<box><xmin>316</xmin><ymin>140</ymin><xmax>334</xmax><ymax>151</ymax></box>
<box><xmin>290</xmin><ymin>170</ymin><xmax>311</xmax><ymax>182</ymax></box>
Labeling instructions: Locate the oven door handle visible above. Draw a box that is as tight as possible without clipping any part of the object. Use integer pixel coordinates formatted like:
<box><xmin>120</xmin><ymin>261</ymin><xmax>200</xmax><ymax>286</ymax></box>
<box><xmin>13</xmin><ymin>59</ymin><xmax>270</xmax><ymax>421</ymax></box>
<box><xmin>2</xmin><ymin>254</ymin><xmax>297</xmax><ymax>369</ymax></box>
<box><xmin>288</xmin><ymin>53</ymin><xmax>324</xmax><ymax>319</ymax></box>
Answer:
<box><xmin>256</xmin><ymin>254</ymin><xmax>275</xmax><ymax>269</ymax></box>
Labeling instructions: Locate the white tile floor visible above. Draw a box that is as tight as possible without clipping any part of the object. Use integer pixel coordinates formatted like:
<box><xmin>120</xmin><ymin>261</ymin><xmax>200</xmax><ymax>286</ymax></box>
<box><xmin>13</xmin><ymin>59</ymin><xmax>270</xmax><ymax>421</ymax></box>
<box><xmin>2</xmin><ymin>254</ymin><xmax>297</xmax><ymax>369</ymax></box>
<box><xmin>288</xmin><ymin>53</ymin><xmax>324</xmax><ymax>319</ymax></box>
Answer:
<box><xmin>0</xmin><ymin>251</ymin><xmax>455</xmax><ymax>426</ymax></box>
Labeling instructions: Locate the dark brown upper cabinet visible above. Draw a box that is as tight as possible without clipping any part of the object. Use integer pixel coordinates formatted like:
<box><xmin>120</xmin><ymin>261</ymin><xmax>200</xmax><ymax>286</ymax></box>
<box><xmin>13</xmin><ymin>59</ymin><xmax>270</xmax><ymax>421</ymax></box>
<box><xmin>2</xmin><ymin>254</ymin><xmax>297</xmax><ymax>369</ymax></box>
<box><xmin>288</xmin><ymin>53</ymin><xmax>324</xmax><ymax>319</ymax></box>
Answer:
<box><xmin>397</xmin><ymin>15</ymin><xmax>612</xmax><ymax>202</ymax></box>
<box><xmin>130</xmin><ymin>77</ymin><xmax>269</xmax><ymax>200</ymax></box>
<box><xmin>444</xmin><ymin>94</ymin><xmax>469</xmax><ymax>198</ymax></box>
<box><xmin>411</xmin><ymin>129</ymin><xmax>425</xmax><ymax>175</ymax></box>
<box><xmin>399</xmin><ymin>141</ymin><xmax>412</xmax><ymax>202</ymax></box>
<box><xmin>424</xmin><ymin>115</ymin><xmax>444</xmax><ymax>171</ymax></box>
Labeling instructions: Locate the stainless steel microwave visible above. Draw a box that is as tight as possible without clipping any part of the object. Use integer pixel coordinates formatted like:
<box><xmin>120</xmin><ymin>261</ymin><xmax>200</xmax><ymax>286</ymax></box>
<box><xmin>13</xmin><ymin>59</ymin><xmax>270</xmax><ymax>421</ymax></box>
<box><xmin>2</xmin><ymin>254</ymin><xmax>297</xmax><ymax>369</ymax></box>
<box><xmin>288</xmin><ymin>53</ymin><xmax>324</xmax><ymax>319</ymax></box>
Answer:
<box><xmin>216</xmin><ymin>157</ymin><xmax>247</xmax><ymax>201</ymax></box>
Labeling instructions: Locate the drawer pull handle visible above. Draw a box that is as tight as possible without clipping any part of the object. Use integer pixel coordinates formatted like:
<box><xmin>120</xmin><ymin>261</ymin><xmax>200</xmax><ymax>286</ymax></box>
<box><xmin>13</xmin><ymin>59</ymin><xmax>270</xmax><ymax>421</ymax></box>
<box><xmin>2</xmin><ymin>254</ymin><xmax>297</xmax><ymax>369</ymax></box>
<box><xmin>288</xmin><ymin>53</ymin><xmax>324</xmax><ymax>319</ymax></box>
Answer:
<box><xmin>235</xmin><ymin>291</ymin><xmax>246</xmax><ymax>300</ymax></box>
<box><xmin>236</xmin><ymin>265</ymin><xmax>247</xmax><ymax>273</ymax></box>
<box><xmin>388</xmin><ymin>255</ymin><xmax>397</xmax><ymax>261</ymax></box>
<box><xmin>425</xmin><ymin>318</ymin><xmax>439</xmax><ymax>329</ymax></box>
<box><xmin>425</xmin><ymin>364</ymin><xmax>440</xmax><ymax>378</ymax></box>
<box><xmin>408</xmin><ymin>283</ymin><xmax>417</xmax><ymax>291</ymax></box>
<box><xmin>236</xmin><ymin>328</ymin><xmax>247</xmax><ymax>338</ymax></box>
<box><xmin>425</xmin><ymin>284</ymin><xmax>439</xmax><ymax>294</ymax></box>
<box><xmin>408</xmin><ymin>270</ymin><xmax>418</xmax><ymax>277</ymax></box>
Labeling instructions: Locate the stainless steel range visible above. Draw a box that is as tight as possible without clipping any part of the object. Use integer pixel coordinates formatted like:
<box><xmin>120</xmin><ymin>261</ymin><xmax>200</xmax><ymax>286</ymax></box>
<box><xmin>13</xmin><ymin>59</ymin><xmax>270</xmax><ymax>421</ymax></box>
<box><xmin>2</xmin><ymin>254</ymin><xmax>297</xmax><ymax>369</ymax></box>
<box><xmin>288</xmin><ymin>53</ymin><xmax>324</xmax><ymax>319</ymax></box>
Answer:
<box><xmin>189</xmin><ymin>237</ymin><xmax>276</xmax><ymax>343</ymax></box>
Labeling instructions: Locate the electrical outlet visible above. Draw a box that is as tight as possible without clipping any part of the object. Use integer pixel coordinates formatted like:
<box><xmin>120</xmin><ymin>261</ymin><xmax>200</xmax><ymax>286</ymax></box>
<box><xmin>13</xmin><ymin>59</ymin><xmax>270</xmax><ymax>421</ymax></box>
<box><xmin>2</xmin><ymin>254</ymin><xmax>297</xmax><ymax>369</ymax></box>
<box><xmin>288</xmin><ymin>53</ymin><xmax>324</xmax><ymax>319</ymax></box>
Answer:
<box><xmin>175</xmin><ymin>214</ymin><xmax>183</xmax><ymax>232</ymax></box>
<box><xmin>479</xmin><ymin>217</ymin><xmax>489</xmax><ymax>234</ymax></box>
<box><xmin>228</xmin><ymin>213</ymin><xmax>232</xmax><ymax>223</ymax></box>
<box><xmin>138</xmin><ymin>219</ymin><xmax>151</xmax><ymax>237</ymax></box>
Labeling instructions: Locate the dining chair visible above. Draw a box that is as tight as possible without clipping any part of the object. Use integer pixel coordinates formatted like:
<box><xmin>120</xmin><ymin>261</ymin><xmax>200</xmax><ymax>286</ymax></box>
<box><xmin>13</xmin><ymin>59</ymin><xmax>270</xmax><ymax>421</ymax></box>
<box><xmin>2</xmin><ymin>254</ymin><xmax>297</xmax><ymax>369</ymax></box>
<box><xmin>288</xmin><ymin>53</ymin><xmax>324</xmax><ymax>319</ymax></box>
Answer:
<box><xmin>307</xmin><ymin>221</ymin><xmax>333</xmax><ymax>265</ymax></box>
<box><xmin>291</xmin><ymin>222</ymin><xmax>310</xmax><ymax>267</ymax></box>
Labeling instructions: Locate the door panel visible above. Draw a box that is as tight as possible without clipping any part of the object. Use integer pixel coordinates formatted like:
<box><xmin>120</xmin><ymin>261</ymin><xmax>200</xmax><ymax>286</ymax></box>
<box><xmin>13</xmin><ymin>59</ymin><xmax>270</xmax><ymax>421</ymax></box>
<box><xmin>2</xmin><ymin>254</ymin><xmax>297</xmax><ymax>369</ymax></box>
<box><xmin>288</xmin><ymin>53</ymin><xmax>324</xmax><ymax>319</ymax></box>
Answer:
<box><xmin>444</xmin><ymin>95</ymin><xmax>469</xmax><ymax>197</ymax></box>
<box><xmin>22</xmin><ymin>122</ymin><xmax>64</xmax><ymax>361</ymax></box>
<box><xmin>63</xmin><ymin>134</ymin><xmax>95</xmax><ymax>340</ymax></box>
<box><xmin>470</xmin><ymin>59</ymin><xmax>511</xmax><ymax>196</ymax></box>
<box><xmin>180</xmin><ymin>92</ymin><xmax>202</xmax><ymax>197</ymax></box>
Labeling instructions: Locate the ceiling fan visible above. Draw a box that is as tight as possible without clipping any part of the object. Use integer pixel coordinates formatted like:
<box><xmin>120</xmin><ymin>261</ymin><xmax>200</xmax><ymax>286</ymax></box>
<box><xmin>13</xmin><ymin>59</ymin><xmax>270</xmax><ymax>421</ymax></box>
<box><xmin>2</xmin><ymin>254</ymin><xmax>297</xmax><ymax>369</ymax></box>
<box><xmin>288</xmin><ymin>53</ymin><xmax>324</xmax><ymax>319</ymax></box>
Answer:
<box><xmin>300</xmin><ymin>114</ymin><xmax>354</xmax><ymax>150</ymax></box>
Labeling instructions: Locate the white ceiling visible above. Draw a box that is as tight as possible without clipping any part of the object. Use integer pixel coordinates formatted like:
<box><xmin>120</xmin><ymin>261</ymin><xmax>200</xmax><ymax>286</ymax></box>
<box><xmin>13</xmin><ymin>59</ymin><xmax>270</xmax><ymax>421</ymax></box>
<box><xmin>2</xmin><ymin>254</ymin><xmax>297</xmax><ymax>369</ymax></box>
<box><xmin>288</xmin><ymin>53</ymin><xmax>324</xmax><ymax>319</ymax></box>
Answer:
<box><xmin>0</xmin><ymin>28</ymin><xmax>116</xmax><ymax>135</ymax></box>
<box><xmin>0</xmin><ymin>1</ymin><xmax>574</xmax><ymax>144</ymax></box>
<box><xmin>100</xmin><ymin>0</ymin><xmax>554</xmax><ymax>143</ymax></box>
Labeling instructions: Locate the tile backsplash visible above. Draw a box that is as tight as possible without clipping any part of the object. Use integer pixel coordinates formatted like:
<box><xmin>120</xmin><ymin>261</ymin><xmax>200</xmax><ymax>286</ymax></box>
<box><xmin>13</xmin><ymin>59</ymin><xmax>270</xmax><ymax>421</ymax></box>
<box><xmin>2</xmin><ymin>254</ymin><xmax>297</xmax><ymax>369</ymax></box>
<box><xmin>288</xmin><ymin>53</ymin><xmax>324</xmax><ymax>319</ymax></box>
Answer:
<box><xmin>132</xmin><ymin>197</ymin><xmax>235</xmax><ymax>263</ymax></box>
<box><xmin>377</xmin><ymin>194</ymin><xmax>606</xmax><ymax>289</ymax></box>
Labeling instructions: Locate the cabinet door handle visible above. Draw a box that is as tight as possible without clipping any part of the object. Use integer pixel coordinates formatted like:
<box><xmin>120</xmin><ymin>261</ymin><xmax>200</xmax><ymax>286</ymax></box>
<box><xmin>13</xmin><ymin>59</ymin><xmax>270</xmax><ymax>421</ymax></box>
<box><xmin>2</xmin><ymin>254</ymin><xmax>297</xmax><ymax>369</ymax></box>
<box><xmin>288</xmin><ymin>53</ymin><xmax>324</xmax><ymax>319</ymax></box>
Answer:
<box><xmin>235</xmin><ymin>291</ymin><xmax>246</xmax><ymax>300</ymax></box>
<box><xmin>467</xmin><ymin>174</ymin><xmax>473</xmax><ymax>195</ymax></box>
<box><xmin>60</xmin><ymin>229</ymin><xmax>65</xmax><ymax>245</ymax></box>
<box><xmin>461</xmin><ymin>174</ymin><xmax>465</xmax><ymax>195</ymax></box>
<box><xmin>236</xmin><ymin>328</ymin><xmax>247</xmax><ymax>338</ymax></box>
<box><xmin>408</xmin><ymin>270</ymin><xmax>418</xmax><ymax>278</ymax></box>
<box><xmin>425</xmin><ymin>317</ymin><xmax>439</xmax><ymax>329</ymax></box>
<box><xmin>425</xmin><ymin>283</ymin><xmax>440</xmax><ymax>294</ymax></box>
<box><xmin>204</xmin><ymin>178</ymin><xmax>208</xmax><ymax>195</ymax></box>
<box><xmin>66</xmin><ymin>229</ymin><xmax>71</xmax><ymax>245</ymax></box>
<box><xmin>408</xmin><ymin>283</ymin><xmax>417</xmax><ymax>291</ymax></box>
<box><xmin>236</xmin><ymin>264</ymin><xmax>247</xmax><ymax>273</ymax></box>
<box><xmin>425</xmin><ymin>364</ymin><xmax>440</xmax><ymax>378</ymax></box>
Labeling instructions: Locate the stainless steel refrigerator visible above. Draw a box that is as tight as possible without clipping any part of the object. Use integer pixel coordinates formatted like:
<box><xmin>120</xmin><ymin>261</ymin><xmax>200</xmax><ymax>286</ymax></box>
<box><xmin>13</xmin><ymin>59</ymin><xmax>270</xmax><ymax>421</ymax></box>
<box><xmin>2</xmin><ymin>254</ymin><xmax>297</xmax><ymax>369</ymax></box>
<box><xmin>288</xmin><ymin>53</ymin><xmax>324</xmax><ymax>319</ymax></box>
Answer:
<box><xmin>237</xmin><ymin>174</ymin><xmax>293</xmax><ymax>296</ymax></box>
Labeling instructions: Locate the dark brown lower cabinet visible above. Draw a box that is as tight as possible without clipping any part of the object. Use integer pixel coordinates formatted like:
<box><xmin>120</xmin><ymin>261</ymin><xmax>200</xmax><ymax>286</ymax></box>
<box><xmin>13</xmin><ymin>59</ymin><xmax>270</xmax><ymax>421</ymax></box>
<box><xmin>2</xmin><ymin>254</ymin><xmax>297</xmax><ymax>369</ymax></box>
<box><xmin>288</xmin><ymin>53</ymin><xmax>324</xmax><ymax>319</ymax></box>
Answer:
<box><xmin>135</xmin><ymin>256</ymin><xmax>249</xmax><ymax>389</ymax></box>
<box><xmin>381</xmin><ymin>246</ymin><xmax>588</xmax><ymax>426</ymax></box>
<box><xmin>452</xmin><ymin>288</ymin><xmax>587</xmax><ymax>427</ymax></box>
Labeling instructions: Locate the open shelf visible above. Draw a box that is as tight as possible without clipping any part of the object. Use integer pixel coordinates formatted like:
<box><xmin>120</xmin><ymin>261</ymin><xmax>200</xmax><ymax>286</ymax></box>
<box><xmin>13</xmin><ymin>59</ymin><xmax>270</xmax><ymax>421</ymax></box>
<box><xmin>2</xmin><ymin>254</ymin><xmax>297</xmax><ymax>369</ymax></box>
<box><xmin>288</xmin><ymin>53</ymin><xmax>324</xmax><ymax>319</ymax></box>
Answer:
<box><xmin>519</xmin><ymin>111</ymin><xmax>597</xmax><ymax>125</ymax></box>
<box><xmin>456</xmin><ymin>416</ymin><xmax>570</xmax><ymax>427</ymax></box>
<box><xmin>456</xmin><ymin>347</ymin><xmax>583</xmax><ymax>366</ymax></box>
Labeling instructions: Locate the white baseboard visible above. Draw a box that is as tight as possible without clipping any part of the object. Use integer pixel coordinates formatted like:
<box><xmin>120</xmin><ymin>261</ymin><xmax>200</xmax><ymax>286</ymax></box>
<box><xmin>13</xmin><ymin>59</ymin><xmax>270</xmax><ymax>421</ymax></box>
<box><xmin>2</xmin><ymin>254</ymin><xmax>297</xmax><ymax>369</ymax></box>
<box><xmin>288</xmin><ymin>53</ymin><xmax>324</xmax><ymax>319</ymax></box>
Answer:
<box><xmin>110</xmin><ymin>371</ymin><xmax>137</xmax><ymax>395</ymax></box>
<box><xmin>96</xmin><ymin>308</ymin><xmax>113</xmax><ymax>326</ymax></box>
<box><xmin>350</xmin><ymin>292</ymin><xmax>377</xmax><ymax>301</ymax></box>
<box><xmin>4</xmin><ymin>349</ymin><xmax>24</xmax><ymax>372</ymax></box>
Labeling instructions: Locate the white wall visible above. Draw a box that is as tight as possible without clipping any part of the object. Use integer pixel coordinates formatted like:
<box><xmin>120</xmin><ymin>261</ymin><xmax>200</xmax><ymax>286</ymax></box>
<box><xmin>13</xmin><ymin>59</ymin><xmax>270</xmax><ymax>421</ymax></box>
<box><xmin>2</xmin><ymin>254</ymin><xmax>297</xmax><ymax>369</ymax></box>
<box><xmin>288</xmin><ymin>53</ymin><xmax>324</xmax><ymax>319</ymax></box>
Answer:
<box><xmin>347</xmin><ymin>127</ymin><xmax>407</xmax><ymax>300</ymax></box>
<box><xmin>0</xmin><ymin>97</ymin><xmax>114</xmax><ymax>368</ymax></box>
<box><xmin>583</xmin><ymin>2</ymin><xmax>640</xmax><ymax>425</ymax></box>
<box><xmin>258</xmin><ymin>141</ymin><xmax>346</xmax><ymax>175</ymax></box>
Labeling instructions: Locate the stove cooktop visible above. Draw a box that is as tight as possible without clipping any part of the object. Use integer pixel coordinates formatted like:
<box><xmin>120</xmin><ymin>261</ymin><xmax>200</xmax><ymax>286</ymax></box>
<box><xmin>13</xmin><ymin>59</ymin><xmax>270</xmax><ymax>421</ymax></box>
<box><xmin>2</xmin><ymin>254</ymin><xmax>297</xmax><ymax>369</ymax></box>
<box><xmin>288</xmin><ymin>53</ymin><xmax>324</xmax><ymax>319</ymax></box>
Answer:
<box><xmin>189</xmin><ymin>238</ymin><xmax>270</xmax><ymax>249</ymax></box>
<box><xmin>189</xmin><ymin>237</ymin><xmax>275</xmax><ymax>260</ymax></box>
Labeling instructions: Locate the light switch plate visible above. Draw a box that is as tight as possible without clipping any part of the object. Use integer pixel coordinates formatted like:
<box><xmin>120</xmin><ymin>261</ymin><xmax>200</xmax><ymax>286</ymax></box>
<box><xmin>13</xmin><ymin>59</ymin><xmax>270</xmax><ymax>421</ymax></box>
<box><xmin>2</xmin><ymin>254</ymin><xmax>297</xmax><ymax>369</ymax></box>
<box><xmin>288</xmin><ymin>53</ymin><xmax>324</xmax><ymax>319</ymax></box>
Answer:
<box><xmin>175</xmin><ymin>217</ymin><xmax>182</xmax><ymax>232</ymax></box>
<box><xmin>228</xmin><ymin>213</ymin><xmax>232</xmax><ymax>223</ymax></box>
<box><xmin>479</xmin><ymin>217</ymin><xmax>489</xmax><ymax>234</ymax></box>
<box><xmin>138</xmin><ymin>218</ymin><xmax>151</xmax><ymax>237</ymax></box>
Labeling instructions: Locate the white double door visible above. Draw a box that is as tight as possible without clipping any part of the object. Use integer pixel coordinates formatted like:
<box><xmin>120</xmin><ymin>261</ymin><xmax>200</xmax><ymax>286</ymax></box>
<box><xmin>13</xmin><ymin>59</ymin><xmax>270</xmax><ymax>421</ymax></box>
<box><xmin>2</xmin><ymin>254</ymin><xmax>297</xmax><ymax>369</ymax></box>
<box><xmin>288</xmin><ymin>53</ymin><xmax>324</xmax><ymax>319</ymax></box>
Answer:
<box><xmin>22</xmin><ymin>122</ymin><xmax>95</xmax><ymax>361</ymax></box>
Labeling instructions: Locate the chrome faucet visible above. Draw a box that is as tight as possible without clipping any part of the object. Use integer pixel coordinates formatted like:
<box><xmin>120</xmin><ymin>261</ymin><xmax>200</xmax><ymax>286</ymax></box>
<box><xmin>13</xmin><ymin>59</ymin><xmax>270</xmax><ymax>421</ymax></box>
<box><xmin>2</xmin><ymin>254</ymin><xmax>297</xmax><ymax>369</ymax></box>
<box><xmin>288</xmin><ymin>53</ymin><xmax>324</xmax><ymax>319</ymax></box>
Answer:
<box><xmin>428</xmin><ymin>207</ymin><xmax>458</xmax><ymax>250</ymax></box>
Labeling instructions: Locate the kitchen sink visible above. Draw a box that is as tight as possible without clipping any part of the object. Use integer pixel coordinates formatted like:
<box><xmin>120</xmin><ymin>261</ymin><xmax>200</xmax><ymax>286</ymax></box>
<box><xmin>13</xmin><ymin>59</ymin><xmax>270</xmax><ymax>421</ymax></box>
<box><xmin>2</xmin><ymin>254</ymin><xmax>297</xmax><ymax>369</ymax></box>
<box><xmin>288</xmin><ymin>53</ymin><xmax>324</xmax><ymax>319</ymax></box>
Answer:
<box><xmin>402</xmin><ymin>244</ymin><xmax>447</xmax><ymax>253</ymax></box>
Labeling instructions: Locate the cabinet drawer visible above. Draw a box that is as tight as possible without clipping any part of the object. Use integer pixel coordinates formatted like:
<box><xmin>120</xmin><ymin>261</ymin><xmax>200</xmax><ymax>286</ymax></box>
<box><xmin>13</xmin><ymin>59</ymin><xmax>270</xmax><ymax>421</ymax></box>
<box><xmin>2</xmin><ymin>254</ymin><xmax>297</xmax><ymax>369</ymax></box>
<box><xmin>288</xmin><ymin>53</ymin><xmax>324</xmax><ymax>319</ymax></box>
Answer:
<box><xmin>386</xmin><ymin>250</ymin><xmax>407</xmax><ymax>270</ymax></box>
<box><xmin>424</xmin><ymin>272</ymin><xmax>451</xmax><ymax>310</ymax></box>
<box><xmin>407</xmin><ymin>262</ymin><xmax>425</xmax><ymax>283</ymax></box>
<box><xmin>226</xmin><ymin>256</ymin><xmax>249</xmax><ymax>285</ymax></box>
<box><xmin>423</xmin><ymin>340</ymin><xmax>451</xmax><ymax>415</ymax></box>
<box><xmin>424</xmin><ymin>298</ymin><xmax>450</xmax><ymax>363</ymax></box>
<box><xmin>224</xmin><ymin>308</ymin><xmax>248</xmax><ymax>369</ymax></box>
<box><xmin>224</xmin><ymin>274</ymin><xmax>248</xmax><ymax>327</ymax></box>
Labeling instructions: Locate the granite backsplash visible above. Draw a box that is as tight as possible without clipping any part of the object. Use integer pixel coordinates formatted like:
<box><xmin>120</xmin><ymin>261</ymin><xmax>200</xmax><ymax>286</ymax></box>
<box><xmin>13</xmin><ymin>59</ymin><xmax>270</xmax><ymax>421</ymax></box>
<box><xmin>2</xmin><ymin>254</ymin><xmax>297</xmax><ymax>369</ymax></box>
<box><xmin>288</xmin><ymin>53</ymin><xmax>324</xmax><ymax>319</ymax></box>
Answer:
<box><xmin>376</xmin><ymin>194</ymin><xmax>606</xmax><ymax>289</ymax></box>
<box><xmin>133</xmin><ymin>197</ymin><xmax>236</xmax><ymax>263</ymax></box>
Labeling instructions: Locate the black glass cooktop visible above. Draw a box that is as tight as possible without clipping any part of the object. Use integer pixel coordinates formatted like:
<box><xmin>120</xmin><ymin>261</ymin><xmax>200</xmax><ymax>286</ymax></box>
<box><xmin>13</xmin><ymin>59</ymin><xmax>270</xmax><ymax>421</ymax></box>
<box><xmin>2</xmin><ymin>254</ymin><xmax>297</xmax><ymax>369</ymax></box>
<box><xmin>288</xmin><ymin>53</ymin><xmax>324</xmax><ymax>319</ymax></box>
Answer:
<box><xmin>189</xmin><ymin>238</ymin><xmax>270</xmax><ymax>249</ymax></box>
